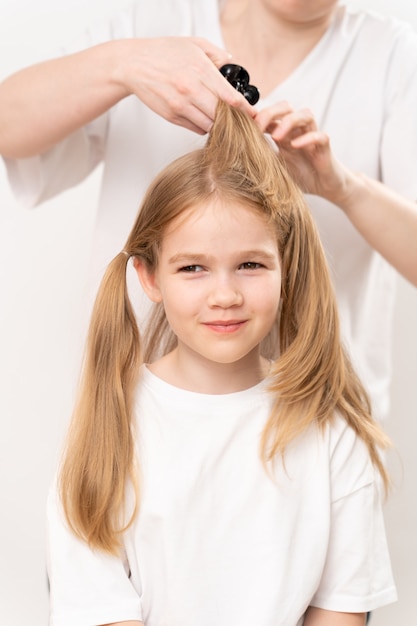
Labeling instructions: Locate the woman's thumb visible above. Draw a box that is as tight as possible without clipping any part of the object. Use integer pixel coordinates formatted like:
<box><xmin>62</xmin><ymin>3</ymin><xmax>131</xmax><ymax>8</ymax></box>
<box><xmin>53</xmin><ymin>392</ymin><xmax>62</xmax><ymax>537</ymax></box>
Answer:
<box><xmin>196</xmin><ymin>38</ymin><xmax>232</xmax><ymax>68</ymax></box>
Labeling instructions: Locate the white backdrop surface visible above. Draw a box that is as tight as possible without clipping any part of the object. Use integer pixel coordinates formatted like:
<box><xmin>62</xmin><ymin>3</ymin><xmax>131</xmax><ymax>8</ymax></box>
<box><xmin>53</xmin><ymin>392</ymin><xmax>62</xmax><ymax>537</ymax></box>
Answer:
<box><xmin>0</xmin><ymin>2</ymin><xmax>416</xmax><ymax>625</ymax></box>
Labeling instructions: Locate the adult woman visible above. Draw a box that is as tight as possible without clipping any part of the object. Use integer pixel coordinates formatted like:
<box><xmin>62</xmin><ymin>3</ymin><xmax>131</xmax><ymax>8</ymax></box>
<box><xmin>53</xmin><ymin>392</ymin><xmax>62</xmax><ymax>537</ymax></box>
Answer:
<box><xmin>1</xmin><ymin>0</ymin><xmax>416</xmax><ymax>426</ymax></box>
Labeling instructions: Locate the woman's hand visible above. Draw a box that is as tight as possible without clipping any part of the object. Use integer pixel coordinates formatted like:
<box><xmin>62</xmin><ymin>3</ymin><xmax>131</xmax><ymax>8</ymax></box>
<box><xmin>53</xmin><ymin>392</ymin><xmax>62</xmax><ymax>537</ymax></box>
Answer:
<box><xmin>113</xmin><ymin>37</ymin><xmax>254</xmax><ymax>135</ymax></box>
<box><xmin>256</xmin><ymin>101</ymin><xmax>417</xmax><ymax>285</ymax></box>
<box><xmin>0</xmin><ymin>36</ymin><xmax>254</xmax><ymax>158</ymax></box>
<box><xmin>255</xmin><ymin>102</ymin><xmax>351</xmax><ymax>204</ymax></box>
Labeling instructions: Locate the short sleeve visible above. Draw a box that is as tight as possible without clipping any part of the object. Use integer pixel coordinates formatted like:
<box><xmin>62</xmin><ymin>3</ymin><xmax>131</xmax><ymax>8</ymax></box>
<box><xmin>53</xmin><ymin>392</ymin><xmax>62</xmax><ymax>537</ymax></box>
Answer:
<box><xmin>310</xmin><ymin>419</ymin><xmax>397</xmax><ymax>612</ymax></box>
<box><xmin>1</xmin><ymin>5</ymin><xmax>137</xmax><ymax>209</ymax></box>
<box><xmin>2</xmin><ymin>2</ymin><xmax>194</xmax><ymax>209</ymax></box>
<box><xmin>46</xmin><ymin>485</ymin><xmax>143</xmax><ymax>626</ymax></box>
<box><xmin>381</xmin><ymin>23</ymin><xmax>417</xmax><ymax>200</ymax></box>
<box><xmin>3</xmin><ymin>117</ymin><xmax>107</xmax><ymax>208</ymax></box>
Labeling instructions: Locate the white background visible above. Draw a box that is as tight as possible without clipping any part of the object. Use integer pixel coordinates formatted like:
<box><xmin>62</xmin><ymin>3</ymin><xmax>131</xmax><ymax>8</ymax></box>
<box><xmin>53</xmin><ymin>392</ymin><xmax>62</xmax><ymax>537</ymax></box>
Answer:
<box><xmin>0</xmin><ymin>1</ymin><xmax>416</xmax><ymax>624</ymax></box>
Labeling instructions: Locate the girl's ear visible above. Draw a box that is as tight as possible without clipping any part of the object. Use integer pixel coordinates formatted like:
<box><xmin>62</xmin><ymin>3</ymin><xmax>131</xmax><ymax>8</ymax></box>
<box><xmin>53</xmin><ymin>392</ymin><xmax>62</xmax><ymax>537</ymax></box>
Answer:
<box><xmin>133</xmin><ymin>258</ymin><xmax>163</xmax><ymax>303</ymax></box>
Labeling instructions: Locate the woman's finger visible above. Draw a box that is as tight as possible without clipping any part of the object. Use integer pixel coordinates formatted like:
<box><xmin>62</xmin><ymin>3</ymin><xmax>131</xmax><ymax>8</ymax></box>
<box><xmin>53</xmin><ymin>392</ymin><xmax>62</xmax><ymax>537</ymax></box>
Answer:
<box><xmin>270</xmin><ymin>108</ymin><xmax>318</xmax><ymax>142</ymax></box>
<box><xmin>290</xmin><ymin>130</ymin><xmax>330</xmax><ymax>150</ymax></box>
<box><xmin>255</xmin><ymin>101</ymin><xmax>294</xmax><ymax>131</ymax></box>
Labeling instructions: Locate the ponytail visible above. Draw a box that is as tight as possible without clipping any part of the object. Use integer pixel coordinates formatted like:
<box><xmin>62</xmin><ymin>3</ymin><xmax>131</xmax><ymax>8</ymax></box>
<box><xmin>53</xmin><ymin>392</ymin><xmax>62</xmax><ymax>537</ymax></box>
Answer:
<box><xmin>59</xmin><ymin>252</ymin><xmax>140</xmax><ymax>553</ymax></box>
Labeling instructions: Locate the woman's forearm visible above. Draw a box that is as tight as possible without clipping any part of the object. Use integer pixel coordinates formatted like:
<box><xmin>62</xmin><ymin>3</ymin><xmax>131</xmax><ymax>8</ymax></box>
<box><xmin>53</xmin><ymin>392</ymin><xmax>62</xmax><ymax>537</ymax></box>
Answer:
<box><xmin>0</xmin><ymin>36</ymin><xmax>248</xmax><ymax>160</ymax></box>
<box><xmin>102</xmin><ymin>621</ymin><xmax>145</xmax><ymax>625</ymax></box>
<box><xmin>336</xmin><ymin>170</ymin><xmax>417</xmax><ymax>287</ymax></box>
<box><xmin>303</xmin><ymin>606</ymin><xmax>366</xmax><ymax>625</ymax></box>
<box><xmin>0</xmin><ymin>41</ymin><xmax>129</xmax><ymax>159</ymax></box>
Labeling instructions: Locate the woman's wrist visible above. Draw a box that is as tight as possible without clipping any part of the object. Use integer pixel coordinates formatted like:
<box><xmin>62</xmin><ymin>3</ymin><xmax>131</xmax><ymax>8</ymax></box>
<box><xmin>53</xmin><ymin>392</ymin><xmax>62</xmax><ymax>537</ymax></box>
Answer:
<box><xmin>89</xmin><ymin>40</ymin><xmax>137</xmax><ymax>101</ymax></box>
<box><xmin>324</xmin><ymin>164</ymin><xmax>368</xmax><ymax>215</ymax></box>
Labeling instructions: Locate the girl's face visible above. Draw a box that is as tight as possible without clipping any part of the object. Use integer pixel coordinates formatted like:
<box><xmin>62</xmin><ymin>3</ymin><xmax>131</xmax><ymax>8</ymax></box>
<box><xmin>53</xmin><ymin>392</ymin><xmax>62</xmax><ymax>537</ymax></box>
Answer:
<box><xmin>136</xmin><ymin>199</ymin><xmax>282</xmax><ymax>377</ymax></box>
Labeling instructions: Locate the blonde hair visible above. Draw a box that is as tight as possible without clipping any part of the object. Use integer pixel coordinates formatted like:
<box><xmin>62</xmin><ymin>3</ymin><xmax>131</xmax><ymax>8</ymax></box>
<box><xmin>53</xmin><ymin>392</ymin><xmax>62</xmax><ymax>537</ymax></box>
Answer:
<box><xmin>59</xmin><ymin>101</ymin><xmax>390</xmax><ymax>553</ymax></box>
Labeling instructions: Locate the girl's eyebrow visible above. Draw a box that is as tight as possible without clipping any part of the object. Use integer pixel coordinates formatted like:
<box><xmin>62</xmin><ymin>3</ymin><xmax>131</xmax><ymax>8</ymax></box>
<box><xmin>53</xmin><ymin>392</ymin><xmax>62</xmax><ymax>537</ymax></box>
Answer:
<box><xmin>168</xmin><ymin>250</ymin><xmax>278</xmax><ymax>265</ymax></box>
<box><xmin>168</xmin><ymin>253</ymin><xmax>208</xmax><ymax>265</ymax></box>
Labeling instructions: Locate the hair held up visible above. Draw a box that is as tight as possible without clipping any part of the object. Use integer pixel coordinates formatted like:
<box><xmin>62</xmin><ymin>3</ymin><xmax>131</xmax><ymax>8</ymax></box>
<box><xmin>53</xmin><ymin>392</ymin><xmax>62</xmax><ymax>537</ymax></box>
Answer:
<box><xmin>59</xmin><ymin>100</ymin><xmax>391</xmax><ymax>554</ymax></box>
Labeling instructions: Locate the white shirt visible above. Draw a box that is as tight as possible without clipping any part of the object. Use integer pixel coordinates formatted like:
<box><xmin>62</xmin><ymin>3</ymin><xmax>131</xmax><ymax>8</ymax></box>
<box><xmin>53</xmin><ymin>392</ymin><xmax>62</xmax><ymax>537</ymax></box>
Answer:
<box><xmin>47</xmin><ymin>367</ymin><xmax>396</xmax><ymax>626</ymax></box>
<box><xmin>4</xmin><ymin>1</ymin><xmax>417</xmax><ymax>423</ymax></box>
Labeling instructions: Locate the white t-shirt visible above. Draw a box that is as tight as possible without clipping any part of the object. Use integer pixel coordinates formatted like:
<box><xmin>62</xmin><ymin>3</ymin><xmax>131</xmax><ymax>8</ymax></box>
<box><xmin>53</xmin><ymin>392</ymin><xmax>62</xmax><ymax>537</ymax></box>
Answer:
<box><xmin>47</xmin><ymin>366</ymin><xmax>396</xmax><ymax>626</ymax></box>
<box><xmin>4</xmin><ymin>2</ymin><xmax>417</xmax><ymax>421</ymax></box>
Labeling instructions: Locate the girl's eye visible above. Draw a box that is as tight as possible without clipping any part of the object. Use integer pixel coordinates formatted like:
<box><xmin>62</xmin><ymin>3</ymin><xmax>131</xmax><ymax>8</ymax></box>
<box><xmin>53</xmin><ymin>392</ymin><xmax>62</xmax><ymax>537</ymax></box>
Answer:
<box><xmin>179</xmin><ymin>265</ymin><xmax>204</xmax><ymax>273</ymax></box>
<box><xmin>239</xmin><ymin>262</ymin><xmax>263</xmax><ymax>270</ymax></box>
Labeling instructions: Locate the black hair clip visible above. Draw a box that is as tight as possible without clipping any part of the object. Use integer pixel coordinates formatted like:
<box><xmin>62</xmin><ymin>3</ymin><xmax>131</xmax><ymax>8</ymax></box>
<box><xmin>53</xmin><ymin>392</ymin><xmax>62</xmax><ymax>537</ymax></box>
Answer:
<box><xmin>219</xmin><ymin>63</ymin><xmax>260</xmax><ymax>105</ymax></box>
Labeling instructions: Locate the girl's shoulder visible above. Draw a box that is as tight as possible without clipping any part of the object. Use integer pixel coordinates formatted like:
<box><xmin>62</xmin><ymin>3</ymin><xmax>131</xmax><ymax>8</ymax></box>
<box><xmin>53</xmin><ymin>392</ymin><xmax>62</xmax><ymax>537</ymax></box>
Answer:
<box><xmin>325</xmin><ymin>413</ymin><xmax>376</xmax><ymax>501</ymax></box>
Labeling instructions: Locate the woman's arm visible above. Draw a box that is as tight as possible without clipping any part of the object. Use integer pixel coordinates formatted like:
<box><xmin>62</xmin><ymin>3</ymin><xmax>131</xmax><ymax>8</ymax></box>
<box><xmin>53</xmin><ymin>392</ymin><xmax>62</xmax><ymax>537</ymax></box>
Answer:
<box><xmin>330</xmin><ymin>168</ymin><xmax>417</xmax><ymax>287</ymax></box>
<box><xmin>303</xmin><ymin>606</ymin><xmax>366</xmax><ymax>625</ymax></box>
<box><xmin>101</xmin><ymin>609</ymin><xmax>367</xmax><ymax>625</ymax></box>
<box><xmin>102</xmin><ymin>622</ymin><xmax>144</xmax><ymax>625</ymax></box>
<box><xmin>256</xmin><ymin>103</ymin><xmax>417</xmax><ymax>286</ymax></box>
<box><xmin>0</xmin><ymin>37</ymin><xmax>252</xmax><ymax>159</ymax></box>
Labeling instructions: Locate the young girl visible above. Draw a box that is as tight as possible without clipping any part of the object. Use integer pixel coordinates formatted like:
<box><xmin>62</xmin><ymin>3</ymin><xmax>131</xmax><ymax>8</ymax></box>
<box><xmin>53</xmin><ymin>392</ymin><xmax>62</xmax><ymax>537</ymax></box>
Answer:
<box><xmin>47</xmin><ymin>101</ymin><xmax>396</xmax><ymax>626</ymax></box>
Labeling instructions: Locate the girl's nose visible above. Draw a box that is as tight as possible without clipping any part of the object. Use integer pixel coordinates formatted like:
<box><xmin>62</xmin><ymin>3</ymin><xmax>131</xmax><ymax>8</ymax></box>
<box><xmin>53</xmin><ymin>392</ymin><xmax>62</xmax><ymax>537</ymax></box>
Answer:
<box><xmin>207</xmin><ymin>275</ymin><xmax>243</xmax><ymax>308</ymax></box>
